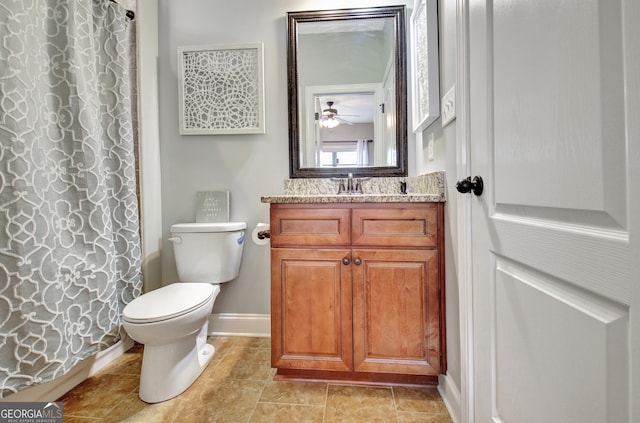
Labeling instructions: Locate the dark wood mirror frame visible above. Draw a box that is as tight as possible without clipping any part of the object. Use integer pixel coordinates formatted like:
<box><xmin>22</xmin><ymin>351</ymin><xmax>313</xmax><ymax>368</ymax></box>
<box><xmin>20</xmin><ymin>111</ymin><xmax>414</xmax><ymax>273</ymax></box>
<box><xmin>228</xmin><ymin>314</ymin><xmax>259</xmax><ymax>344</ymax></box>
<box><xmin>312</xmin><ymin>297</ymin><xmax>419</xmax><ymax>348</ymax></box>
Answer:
<box><xmin>287</xmin><ymin>6</ymin><xmax>407</xmax><ymax>178</ymax></box>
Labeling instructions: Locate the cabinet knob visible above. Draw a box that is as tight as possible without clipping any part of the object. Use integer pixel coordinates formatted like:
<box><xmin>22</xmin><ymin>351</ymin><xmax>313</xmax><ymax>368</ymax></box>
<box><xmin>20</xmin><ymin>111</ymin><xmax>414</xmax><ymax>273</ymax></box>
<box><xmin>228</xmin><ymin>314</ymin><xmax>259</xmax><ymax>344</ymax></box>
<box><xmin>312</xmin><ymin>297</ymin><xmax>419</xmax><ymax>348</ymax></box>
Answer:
<box><xmin>342</xmin><ymin>258</ymin><xmax>350</xmax><ymax>265</ymax></box>
<box><xmin>354</xmin><ymin>258</ymin><xmax>361</xmax><ymax>265</ymax></box>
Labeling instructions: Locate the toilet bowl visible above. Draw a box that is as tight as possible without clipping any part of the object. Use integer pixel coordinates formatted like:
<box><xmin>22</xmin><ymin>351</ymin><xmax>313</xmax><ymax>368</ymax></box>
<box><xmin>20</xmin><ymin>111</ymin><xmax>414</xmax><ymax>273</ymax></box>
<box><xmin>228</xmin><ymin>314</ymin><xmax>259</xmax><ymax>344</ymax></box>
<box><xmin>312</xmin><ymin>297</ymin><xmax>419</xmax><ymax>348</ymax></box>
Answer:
<box><xmin>122</xmin><ymin>222</ymin><xmax>246</xmax><ymax>403</ymax></box>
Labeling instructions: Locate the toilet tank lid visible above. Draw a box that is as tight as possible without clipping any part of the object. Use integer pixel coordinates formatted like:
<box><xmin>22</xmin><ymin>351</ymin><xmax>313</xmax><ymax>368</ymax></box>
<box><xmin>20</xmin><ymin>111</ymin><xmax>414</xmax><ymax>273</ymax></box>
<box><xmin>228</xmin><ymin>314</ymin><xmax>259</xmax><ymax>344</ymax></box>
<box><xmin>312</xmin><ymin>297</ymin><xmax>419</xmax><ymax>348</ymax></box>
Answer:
<box><xmin>171</xmin><ymin>222</ymin><xmax>246</xmax><ymax>233</ymax></box>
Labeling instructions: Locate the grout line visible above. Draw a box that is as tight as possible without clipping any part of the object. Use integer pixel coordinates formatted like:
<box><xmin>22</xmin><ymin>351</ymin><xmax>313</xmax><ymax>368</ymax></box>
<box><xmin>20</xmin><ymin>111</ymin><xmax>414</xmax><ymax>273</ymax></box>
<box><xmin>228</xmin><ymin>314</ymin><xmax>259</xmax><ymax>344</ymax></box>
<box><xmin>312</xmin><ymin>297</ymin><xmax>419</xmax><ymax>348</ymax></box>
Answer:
<box><xmin>322</xmin><ymin>382</ymin><xmax>328</xmax><ymax>423</ymax></box>
<box><xmin>246</xmin><ymin>376</ymin><xmax>269</xmax><ymax>423</ymax></box>
<box><xmin>257</xmin><ymin>401</ymin><xmax>325</xmax><ymax>406</ymax></box>
<box><xmin>95</xmin><ymin>393</ymin><xmax>134</xmax><ymax>421</ymax></box>
<box><xmin>391</xmin><ymin>386</ymin><xmax>400</xmax><ymax>423</ymax></box>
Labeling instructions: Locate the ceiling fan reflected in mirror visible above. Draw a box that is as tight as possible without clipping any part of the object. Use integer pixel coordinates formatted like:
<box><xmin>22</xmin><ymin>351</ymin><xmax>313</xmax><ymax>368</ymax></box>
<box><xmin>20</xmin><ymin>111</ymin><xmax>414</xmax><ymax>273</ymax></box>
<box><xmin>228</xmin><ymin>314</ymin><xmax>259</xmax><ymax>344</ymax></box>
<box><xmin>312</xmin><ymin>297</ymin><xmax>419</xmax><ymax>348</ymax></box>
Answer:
<box><xmin>319</xmin><ymin>101</ymin><xmax>357</xmax><ymax>128</ymax></box>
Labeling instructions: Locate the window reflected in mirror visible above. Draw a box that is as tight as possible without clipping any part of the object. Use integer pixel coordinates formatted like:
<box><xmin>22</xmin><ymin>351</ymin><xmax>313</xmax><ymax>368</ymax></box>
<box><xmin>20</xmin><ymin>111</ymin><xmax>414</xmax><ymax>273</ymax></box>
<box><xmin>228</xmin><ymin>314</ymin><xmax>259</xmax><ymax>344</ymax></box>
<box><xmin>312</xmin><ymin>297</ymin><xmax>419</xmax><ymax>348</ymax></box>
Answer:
<box><xmin>312</xmin><ymin>92</ymin><xmax>382</xmax><ymax>168</ymax></box>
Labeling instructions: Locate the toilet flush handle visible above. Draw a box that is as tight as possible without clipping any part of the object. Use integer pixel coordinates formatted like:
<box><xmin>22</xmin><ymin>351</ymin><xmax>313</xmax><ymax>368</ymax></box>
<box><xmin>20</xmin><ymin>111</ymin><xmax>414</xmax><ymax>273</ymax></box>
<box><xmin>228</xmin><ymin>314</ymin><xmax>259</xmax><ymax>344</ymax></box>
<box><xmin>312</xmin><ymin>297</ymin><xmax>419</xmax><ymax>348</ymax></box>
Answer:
<box><xmin>168</xmin><ymin>236</ymin><xmax>182</xmax><ymax>244</ymax></box>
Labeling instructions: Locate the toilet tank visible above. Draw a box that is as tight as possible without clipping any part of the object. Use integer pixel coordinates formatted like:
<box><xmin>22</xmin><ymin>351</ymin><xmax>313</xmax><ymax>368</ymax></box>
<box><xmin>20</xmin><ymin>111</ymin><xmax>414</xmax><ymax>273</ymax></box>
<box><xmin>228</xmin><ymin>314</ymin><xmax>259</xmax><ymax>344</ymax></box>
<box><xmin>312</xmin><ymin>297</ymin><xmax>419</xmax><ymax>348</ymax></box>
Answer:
<box><xmin>170</xmin><ymin>222</ymin><xmax>246</xmax><ymax>283</ymax></box>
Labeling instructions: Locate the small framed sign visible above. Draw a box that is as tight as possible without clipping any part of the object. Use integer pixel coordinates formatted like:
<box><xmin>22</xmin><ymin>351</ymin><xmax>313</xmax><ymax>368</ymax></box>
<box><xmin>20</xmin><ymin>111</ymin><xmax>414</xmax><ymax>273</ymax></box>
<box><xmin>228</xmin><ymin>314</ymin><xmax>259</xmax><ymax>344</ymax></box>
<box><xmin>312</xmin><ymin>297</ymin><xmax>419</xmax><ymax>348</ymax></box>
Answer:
<box><xmin>195</xmin><ymin>191</ymin><xmax>229</xmax><ymax>223</ymax></box>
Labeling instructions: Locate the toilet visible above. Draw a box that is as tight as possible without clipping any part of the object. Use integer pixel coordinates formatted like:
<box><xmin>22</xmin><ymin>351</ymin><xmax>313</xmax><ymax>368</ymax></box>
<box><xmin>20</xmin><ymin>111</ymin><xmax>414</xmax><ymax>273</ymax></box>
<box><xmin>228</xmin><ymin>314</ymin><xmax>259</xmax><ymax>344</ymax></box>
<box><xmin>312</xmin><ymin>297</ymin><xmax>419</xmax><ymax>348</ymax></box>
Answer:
<box><xmin>122</xmin><ymin>222</ymin><xmax>246</xmax><ymax>403</ymax></box>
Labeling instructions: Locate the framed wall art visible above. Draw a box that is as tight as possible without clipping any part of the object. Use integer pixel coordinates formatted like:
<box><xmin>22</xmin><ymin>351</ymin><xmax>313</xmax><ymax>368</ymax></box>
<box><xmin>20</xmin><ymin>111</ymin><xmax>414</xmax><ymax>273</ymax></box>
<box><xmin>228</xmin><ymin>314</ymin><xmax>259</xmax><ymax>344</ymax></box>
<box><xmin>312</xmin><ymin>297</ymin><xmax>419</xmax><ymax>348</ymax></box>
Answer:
<box><xmin>178</xmin><ymin>43</ymin><xmax>265</xmax><ymax>135</ymax></box>
<box><xmin>410</xmin><ymin>0</ymin><xmax>440</xmax><ymax>133</ymax></box>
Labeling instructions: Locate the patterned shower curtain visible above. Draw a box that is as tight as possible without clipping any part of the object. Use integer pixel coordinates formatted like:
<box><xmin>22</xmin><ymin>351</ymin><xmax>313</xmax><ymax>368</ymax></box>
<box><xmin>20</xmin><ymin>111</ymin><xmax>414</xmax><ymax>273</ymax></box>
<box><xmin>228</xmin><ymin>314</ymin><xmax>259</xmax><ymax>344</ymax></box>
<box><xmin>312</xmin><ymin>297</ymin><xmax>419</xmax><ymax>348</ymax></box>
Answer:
<box><xmin>0</xmin><ymin>0</ymin><xmax>141</xmax><ymax>397</ymax></box>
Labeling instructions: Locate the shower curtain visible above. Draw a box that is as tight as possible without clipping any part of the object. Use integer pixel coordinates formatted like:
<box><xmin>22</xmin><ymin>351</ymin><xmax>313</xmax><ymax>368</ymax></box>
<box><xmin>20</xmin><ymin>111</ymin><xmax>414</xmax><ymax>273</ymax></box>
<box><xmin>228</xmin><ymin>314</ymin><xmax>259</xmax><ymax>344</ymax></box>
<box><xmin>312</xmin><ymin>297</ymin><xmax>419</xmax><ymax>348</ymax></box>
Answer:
<box><xmin>356</xmin><ymin>139</ymin><xmax>370</xmax><ymax>166</ymax></box>
<box><xmin>0</xmin><ymin>0</ymin><xmax>141</xmax><ymax>397</ymax></box>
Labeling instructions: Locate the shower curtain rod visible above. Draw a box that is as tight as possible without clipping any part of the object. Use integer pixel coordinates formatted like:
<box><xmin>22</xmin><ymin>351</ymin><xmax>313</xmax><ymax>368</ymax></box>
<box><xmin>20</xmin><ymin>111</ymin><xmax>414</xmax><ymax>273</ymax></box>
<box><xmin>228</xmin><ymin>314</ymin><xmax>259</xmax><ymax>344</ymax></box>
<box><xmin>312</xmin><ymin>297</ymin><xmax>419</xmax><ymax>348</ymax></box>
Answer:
<box><xmin>109</xmin><ymin>0</ymin><xmax>135</xmax><ymax>20</ymax></box>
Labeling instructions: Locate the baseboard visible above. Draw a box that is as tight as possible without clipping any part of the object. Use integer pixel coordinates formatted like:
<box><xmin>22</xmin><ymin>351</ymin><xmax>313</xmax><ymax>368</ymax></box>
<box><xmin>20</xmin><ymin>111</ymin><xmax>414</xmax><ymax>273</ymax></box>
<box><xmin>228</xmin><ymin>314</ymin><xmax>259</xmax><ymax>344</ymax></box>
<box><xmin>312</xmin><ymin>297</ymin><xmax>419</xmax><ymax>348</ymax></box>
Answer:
<box><xmin>2</xmin><ymin>335</ymin><xmax>134</xmax><ymax>403</ymax></box>
<box><xmin>438</xmin><ymin>373</ymin><xmax>462</xmax><ymax>423</ymax></box>
<box><xmin>208</xmin><ymin>313</ymin><xmax>271</xmax><ymax>337</ymax></box>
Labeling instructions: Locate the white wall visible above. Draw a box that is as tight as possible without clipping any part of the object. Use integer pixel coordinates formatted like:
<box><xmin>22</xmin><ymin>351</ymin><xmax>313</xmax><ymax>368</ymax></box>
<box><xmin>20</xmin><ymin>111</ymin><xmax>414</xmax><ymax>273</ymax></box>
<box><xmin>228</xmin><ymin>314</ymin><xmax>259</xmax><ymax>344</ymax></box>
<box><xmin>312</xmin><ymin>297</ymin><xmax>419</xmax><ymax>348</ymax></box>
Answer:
<box><xmin>414</xmin><ymin>0</ymin><xmax>462</xmax><ymax>400</ymax></box>
<box><xmin>155</xmin><ymin>0</ymin><xmax>412</xmax><ymax>315</ymax></box>
<box><xmin>137</xmin><ymin>0</ymin><xmax>163</xmax><ymax>294</ymax></box>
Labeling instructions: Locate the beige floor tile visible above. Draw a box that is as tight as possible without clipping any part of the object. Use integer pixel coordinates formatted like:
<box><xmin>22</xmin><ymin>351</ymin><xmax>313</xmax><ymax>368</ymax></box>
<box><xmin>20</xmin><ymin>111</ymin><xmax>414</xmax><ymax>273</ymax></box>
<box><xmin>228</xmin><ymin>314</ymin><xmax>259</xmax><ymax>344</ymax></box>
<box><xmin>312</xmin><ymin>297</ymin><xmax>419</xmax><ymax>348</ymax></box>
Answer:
<box><xmin>62</xmin><ymin>417</ymin><xmax>100</xmax><ymax>423</ymax></box>
<box><xmin>393</xmin><ymin>386</ymin><xmax>448</xmax><ymax>414</ymax></box>
<box><xmin>209</xmin><ymin>336</ymin><xmax>239</xmax><ymax>358</ymax></box>
<box><xmin>397</xmin><ymin>411</ymin><xmax>454</xmax><ymax>423</ymax></box>
<box><xmin>100</xmin><ymin>392</ymin><xmax>155</xmax><ymax>423</ymax></box>
<box><xmin>117</xmin><ymin>398</ymin><xmax>181</xmax><ymax>423</ymax></box>
<box><xmin>176</xmin><ymin>378</ymin><xmax>266</xmax><ymax>423</ymax></box>
<box><xmin>72</xmin><ymin>372</ymin><xmax>139</xmax><ymax>395</ymax></box>
<box><xmin>230</xmin><ymin>336</ymin><xmax>272</xmax><ymax>349</ymax></box>
<box><xmin>324</xmin><ymin>384</ymin><xmax>397</xmax><ymax>423</ymax></box>
<box><xmin>212</xmin><ymin>346</ymin><xmax>272</xmax><ymax>381</ymax></box>
<box><xmin>249</xmin><ymin>403</ymin><xmax>325</xmax><ymax>423</ymax></box>
<box><xmin>259</xmin><ymin>380</ymin><xmax>327</xmax><ymax>405</ymax></box>
<box><xmin>59</xmin><ymin>373</ymin><xmax>139</xmax><ymax>418</ymax></box>
<box><xmin>101</xmin><ymin>344</ymin><xmax>143</xmax><ymax>375</ymax></box>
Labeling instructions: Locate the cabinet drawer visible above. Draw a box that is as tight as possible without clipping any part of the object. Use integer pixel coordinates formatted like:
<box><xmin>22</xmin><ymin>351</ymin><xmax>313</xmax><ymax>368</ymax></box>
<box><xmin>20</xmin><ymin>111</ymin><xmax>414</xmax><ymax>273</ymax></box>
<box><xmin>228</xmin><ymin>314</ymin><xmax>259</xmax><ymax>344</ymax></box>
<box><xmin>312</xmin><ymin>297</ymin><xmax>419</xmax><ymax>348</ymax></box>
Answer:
<box><xmin>270</xmin><ymin>206</ymin><xmax>351</xmax><ymax>246</ymax></box>
<box><xmin>352</xmin><ymin>205</ymin><xmax>438</xmax><ymax>248</ymax></box>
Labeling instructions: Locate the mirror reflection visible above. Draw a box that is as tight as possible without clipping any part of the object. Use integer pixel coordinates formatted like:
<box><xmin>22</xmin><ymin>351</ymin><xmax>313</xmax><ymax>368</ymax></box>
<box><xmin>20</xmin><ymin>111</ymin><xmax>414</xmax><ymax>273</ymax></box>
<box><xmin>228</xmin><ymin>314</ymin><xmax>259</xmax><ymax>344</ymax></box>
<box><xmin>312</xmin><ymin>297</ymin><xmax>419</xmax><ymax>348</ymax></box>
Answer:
<box><xmin>315</xmin><ymin>93</ymin><xmax>376</xmax><ymax>167</ymax></box>
<box><xmin>287</xmin><ymin>6</ymin><xmax>407</xmax><ymax>178</ymax></box>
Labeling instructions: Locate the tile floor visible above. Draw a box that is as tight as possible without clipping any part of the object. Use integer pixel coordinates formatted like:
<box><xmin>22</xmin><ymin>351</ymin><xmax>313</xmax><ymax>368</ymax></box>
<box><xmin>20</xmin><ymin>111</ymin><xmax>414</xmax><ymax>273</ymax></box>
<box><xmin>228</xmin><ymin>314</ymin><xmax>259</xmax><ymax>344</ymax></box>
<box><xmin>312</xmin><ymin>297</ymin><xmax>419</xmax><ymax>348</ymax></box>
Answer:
<box><xmin>58</xmin><ymin>336</ymin><xmax>453</xmax><ymax>422</ymax></box>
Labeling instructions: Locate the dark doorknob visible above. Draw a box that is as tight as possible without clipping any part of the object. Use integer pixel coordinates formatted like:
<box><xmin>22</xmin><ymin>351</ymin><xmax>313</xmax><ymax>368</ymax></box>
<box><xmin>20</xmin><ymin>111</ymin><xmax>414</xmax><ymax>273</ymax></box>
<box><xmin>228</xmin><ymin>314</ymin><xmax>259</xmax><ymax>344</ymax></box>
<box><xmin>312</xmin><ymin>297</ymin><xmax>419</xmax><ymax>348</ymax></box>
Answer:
<box><xmin>456</xmin><ymin>176</ymin><xmax>484</xmax><ymax>196</ymax></box>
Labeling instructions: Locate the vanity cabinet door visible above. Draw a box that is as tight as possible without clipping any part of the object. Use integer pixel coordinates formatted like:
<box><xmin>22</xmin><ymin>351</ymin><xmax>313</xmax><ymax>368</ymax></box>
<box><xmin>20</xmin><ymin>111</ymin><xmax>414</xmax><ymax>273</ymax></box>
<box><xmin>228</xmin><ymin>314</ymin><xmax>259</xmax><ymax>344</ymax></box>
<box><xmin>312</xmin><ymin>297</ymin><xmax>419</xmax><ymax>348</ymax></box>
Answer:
<box><xmin>271</xmin><ymin>248</ymin><xmax>353</xmax><ymax>371</ymax></box>
<box><xmin>351</xmin><ymin>249</ymin><xmax>442</xmax><ymax>375</ymax></box>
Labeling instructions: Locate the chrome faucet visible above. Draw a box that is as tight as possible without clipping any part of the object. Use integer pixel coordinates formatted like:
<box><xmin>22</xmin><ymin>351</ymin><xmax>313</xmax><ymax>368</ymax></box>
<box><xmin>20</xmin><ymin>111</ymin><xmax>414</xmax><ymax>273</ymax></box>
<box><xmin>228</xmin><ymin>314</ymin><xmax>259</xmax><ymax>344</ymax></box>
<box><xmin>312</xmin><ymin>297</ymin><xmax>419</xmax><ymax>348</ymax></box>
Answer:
<box><xmin>337</xmin><ymin>173</ymin><xmax>363</xmax><ymax>194</ymax></box>
<box><xmin>347</xmin><ymin>173</ymin><xmax>355</xmax><ymax>192</ymax></box>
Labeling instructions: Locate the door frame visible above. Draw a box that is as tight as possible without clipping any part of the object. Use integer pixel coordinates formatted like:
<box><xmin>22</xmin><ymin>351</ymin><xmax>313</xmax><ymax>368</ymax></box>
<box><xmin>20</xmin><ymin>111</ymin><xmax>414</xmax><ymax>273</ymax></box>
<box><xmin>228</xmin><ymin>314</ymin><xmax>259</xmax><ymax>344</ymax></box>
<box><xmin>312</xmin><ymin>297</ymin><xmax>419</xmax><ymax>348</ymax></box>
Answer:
<box><xmin>455</xmin><ymin>0</ymin><xmax>474</xmax><ymax>421</ymax></box>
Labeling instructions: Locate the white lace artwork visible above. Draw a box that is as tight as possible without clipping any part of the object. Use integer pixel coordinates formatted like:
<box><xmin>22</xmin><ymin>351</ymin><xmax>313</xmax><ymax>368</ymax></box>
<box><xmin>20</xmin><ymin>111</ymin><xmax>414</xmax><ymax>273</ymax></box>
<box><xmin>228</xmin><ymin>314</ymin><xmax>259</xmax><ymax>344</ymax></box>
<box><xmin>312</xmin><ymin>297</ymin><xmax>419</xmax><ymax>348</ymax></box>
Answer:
<box><xmin>410</xmin><ymin>0</ymin><xmax>440</xmax><ymax>132</ymax></box>
<box><xmin>414</xmin><ymin>2</ymin><xmax>430</xmax><ymax>120</ymax></box>
<box><xmin>178</xmin><ymin>44</ymin><xmax>265</xmax><ymax>135</ymax></box>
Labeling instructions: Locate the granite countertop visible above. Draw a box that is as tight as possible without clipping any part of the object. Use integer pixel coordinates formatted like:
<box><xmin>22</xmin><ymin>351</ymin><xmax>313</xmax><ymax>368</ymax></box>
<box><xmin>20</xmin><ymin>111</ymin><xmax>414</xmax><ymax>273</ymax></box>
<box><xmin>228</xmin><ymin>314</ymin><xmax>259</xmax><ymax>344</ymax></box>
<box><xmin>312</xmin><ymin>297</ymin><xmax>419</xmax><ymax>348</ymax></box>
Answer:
<box><xmin>261</xmin><ymin>171</ymin><xmax>446</xmax><ymax>204</ymax></box>
<box><xmin>261</xmin><ymin>193</ymin><xmax>443</xmax><ymax>204</ymax></box>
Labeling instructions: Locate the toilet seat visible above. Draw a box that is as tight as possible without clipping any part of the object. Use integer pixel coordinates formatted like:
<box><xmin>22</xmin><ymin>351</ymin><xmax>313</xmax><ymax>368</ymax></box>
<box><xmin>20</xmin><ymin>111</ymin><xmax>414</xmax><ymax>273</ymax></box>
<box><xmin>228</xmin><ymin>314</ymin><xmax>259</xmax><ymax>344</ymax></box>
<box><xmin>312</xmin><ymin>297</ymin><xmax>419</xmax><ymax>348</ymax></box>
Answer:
<box><xmin>123</xmin><ymin>283</ymin><xmax>215</xmax><ymax>324</ymax></box>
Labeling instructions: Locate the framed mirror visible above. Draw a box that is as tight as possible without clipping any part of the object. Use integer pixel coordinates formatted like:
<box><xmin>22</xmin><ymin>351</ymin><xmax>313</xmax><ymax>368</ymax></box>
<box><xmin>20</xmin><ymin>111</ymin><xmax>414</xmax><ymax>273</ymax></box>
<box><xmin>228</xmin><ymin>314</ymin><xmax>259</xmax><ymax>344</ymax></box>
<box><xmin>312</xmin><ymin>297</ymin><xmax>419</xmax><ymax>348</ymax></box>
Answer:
<box><xmin>287</xmin><ymin>6</ymin><xmax>407</xmax><ymax>178</ymax></box>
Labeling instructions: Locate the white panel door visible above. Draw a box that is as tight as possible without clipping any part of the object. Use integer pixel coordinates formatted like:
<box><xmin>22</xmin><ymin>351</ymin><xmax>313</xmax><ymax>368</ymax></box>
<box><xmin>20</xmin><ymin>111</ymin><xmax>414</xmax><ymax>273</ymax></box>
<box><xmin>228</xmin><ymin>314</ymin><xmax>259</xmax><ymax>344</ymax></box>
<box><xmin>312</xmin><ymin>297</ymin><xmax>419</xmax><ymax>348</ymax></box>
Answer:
<box><xmin>467</xmin><ymin>0</ymin><xmax>639</xmax><ymax>422</ymax></box>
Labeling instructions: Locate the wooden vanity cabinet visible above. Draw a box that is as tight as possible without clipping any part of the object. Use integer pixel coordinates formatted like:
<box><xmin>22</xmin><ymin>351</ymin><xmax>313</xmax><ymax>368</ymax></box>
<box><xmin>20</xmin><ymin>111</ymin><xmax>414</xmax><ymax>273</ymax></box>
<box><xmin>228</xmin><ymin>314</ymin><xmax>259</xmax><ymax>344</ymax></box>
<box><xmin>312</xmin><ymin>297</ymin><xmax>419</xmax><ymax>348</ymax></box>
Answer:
<box><xmin>270</xmin><ymin>202</ymin><xmax>445</xmax><ymax>384</ymax></box>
